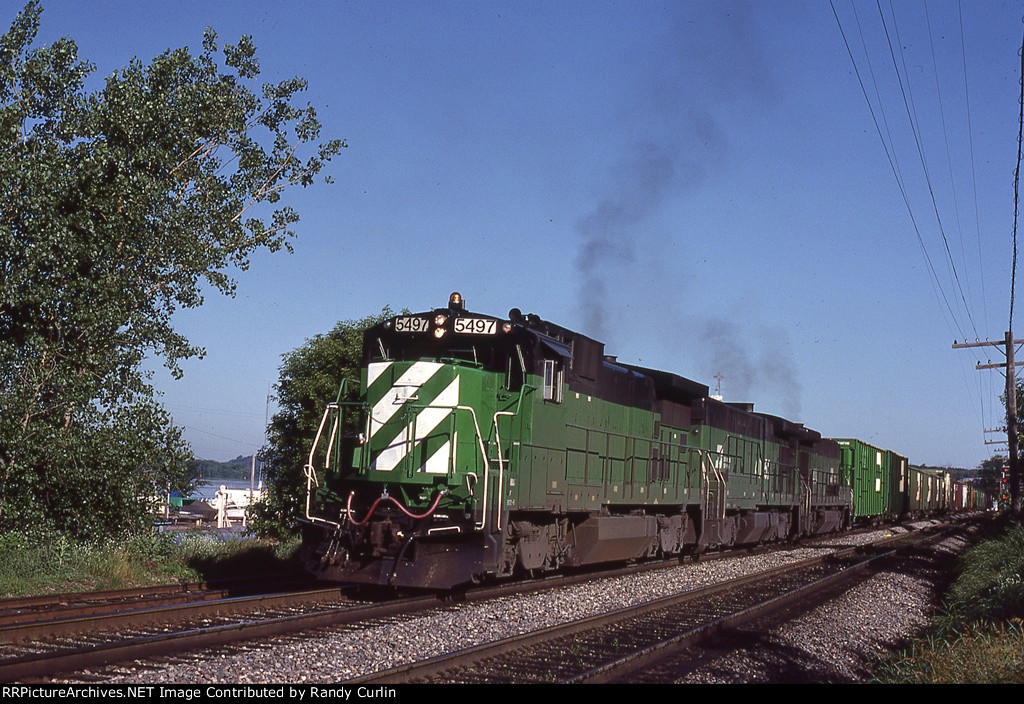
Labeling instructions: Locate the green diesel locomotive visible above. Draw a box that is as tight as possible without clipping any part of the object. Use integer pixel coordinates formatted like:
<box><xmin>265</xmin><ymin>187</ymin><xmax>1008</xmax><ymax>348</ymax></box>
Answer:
<box><xmin>301</xmin><ymin>293</ymin><xmax>872</xmax><ymax>589</ymax></box>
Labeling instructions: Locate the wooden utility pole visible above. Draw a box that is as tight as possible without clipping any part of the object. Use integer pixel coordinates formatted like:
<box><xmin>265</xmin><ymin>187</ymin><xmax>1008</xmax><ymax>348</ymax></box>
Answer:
<box><xmin>1008</xmin><ymin>331</ymin><xmax>1019</xmax><ymax>522</ymax></box>
<box><xmin>954</xmin><ymin>332</ymin><xmax>1024</xmax><ymax>522</ymax></box>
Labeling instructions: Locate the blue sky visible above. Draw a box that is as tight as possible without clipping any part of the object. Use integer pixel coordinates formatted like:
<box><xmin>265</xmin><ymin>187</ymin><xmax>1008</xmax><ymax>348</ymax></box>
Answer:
<box><xmin>15</xmin><ymin>0</ymin><xmax>1024</xmax><ymax>468</ymax></box>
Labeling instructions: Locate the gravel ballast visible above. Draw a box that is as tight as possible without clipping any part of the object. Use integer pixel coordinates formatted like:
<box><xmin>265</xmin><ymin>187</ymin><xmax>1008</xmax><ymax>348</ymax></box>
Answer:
<box><xmin>91</xmin><ymin>520</ymin><xmax>973</xmax><ymax>684</ymax></box>
<box><xmin>676</xmin><ymin>526</ymin><xmax>973</xmax><ymax>683</ymax></box>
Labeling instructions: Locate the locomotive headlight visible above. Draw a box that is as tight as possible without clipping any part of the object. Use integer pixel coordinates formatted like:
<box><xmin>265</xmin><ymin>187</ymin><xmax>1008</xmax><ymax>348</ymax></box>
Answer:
<box><xmin>434</xmin><ymin>327</ymin><xmax>446</xmax><ymax>339</ymax></box>
<box><xmin>502</xmin><ymin>322</ymin><xmax>513</xmax><ymax>333</ymax></box>
<box><xmin>434</xmin><ymin>314</ymin><xmax>448</xmax><ymax>327</ymax></box>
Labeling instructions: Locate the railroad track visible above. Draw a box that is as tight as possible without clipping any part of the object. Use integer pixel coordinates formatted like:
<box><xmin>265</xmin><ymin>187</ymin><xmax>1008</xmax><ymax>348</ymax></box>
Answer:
<box><xmin>0</xmin><ymin>534</ymin><xmax>801</xmax><ymax>684</ymax></box>
<box><xmin>0</xmin><ymin>575</ymin><xmax>313</xmax><ymax>627</ymax></box>
<box><xmin>348</xmin><ymin>528</ymin><xmax>947</xmax><ymax>684</ymax></box>
<box><xmin>0</xmin><ymin>583</ymin><xmax>382</xmax><ymax>682</ymax></box>
<box><xmin>0</xmin><ymin>517</ymin><xmax>960</xmax><ymax>683</ymax></box>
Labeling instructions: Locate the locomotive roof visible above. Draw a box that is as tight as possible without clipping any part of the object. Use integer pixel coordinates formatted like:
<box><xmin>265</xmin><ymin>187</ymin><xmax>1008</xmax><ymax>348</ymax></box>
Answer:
<box><xmin>379</xmin><ymin>295</ymin><xmax>797</xmax><ymax>412</ymax></box>
<box><xmin>379</xmin><ymin>296</ymin><xmax>716</xmax><ymax>398</ymax></box>
<box><xmin>755</xmin><ymin>412</ymin><xmax>823</xmax><ymax>445</ymax></box>
<box><xmin>619</xmin><ymin>363</ymin><xmax>709</xmax><ymax>402</ymax></box>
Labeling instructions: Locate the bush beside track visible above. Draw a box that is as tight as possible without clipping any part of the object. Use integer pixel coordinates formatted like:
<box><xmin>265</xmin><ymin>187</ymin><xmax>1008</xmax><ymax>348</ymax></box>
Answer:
<box><xmin>0</xmin><ymin>528</ymin><xmax>302</xmax><ymax>597</ymax></box>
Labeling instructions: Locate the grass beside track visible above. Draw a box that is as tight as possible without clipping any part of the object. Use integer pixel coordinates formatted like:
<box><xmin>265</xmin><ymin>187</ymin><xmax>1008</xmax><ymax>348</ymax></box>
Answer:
<box><xmin>876</xmin><ymin>514</ymin><xmax>1024</xmax><ymax>684</ymax></box>
<box><xmin>0</xmin><ymin>528</ymin><xmax>303</xmax><ymax>597</ymax></box>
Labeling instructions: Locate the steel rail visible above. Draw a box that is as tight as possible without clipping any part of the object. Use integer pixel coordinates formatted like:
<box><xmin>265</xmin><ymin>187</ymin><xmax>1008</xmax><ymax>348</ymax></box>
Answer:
<box><xmin>0</xmin><ymin>591</ymin><xmax>440</xmax><ymax>682</ymax></box>
<box><xmin>0</xmin><ymin>574</ymin><xmax>310</xmax><ymax>615</ymax></box>
<box><xmin>346</xmin><ymin>529</ymin><xmax>942</xmax><ymax>684</ymax></box>
<box><xmin>0</xmin><ymin>586</ymin><xmax>356</xmax><ymax>644</ymax></box>
<box><xmin>0</xmin><ymin>517</ymin><xmax>963</xmax><ymax>683</ymax></box>
<box><xmin>0</xmin><ymin>553</ymin><xmax>710</xmax><ymax>681</ymax></box>
<box><xmin>570</xmin><ymin>531</ymin><xmax>949</xmax><ymax>683</ymax></box>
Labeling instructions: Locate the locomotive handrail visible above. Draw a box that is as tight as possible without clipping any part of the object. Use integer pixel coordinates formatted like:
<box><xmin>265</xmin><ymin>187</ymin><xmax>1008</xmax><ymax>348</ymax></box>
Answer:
<box><xmin>710</xmin><ymin>452</ymin><xmax>727</xmax><ymax>519</ymax></box>
<box><xmin>325</xmin><ymin>414</ymin><xmax>340</xmax><ymax>470</ymax></box>
<box><xmin>690</xmin><ymin>447</ymin><xmax>728</xmax><ymax>519</ymax></box>
<box><xmin>306</xmin><ymin>403</ymin><xmax>337</xmax><ymax>485</ymax></box>
<box><xmin>489</xmin><ymin>383</ymin><xmax>536</xmax><ymax>526</ymax></box>
<box><xmin>403</xmin><ymin>402</ymin><xmax>493</xmax><ymax>531</ymax></box>
<box><xmin>487</xmin><ymin>384</ymin><xmax>536</xmax><ymax>528</ymax></box>
<box><xmin>334</xmin><ymin>377</ymin><xmax>361</xmax><ymax>402</ymax></box>
<box><xmin>489</xmin><ymin>384</ymin><xmax>535</xmax><ymax>528</ymax></box>
<box><xmin>305</xmin><ymin>396</ymin><xmax>372</xmax><ymax>526</ymax></box>
<box><xmin>329</xmin><ymin>378</ymin><xmax>359</xmax><ymax>470</ymax></box>
<box><xmin>800</xmin><ymin>476</ymin><xmax>812</xmax><ymax>530</ymax></box>
<box><xmin>694</xmin><ymin>449</ymin><xmax>711</xmax><ymax>520</ymax></box>
<box><xmin>506</xmin><ymin>383</ymin><xmax>537</xmax><ymax>417</ymax></box>
<box><xmin>305</xmin><ymin>402</ymin><xmax>343</xmax><ymax>531</ymax></box>
<box><xmin>492</xmin><ymin>412</ymin><xmax>515</xmax><ymax>532</ymax></box>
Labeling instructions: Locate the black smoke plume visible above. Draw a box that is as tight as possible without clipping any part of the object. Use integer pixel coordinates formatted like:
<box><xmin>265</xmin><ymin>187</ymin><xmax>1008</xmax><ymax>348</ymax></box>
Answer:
<box><xmin>574</xmin><ymin>1</ymin><xmax>775</xmax><ymax>343</ymax></box>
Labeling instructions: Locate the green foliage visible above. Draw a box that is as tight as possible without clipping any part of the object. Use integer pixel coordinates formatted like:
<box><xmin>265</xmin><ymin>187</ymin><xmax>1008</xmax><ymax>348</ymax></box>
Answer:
<box><xmin>0</xmin><ymin>527</ymin><xmax>180</xmax><ymax>594</ymax></box>
<box><xmin>0</xmin><ymin>4</ymin><xmax>342</xmax><ymax>538</ymax></box>
<box><xmin>0</xmin><ymin>527</ymin><xmax>303</xmax><ymax>596</ymax></box>
<box><xmin>251</xmin><ymin>308</ymin><xmax>394</xmax><ymax>538</ymax></box>
<box><xmin>977</xmin><ymin>455</ymin><xmax>1005</xmax><ymax>498</ymax></box>
<box><xmin>190</xmin><ymin>455</ymin><xmax>257</xmax><ymax>481</ymax></box>
<box><xmin>875</xmin><ymin>621</ymin><xmax>1024</xmax><ymax>684</ymax></box>
<box><xmin>175</xmin><ymin>533</ymin><xmax>302</xmax><ymax>580</ymax></box>
<box><xmin>940</xmin><ymin>519</ymin><xmax>1024</xmax><ymax>628</ymax></box>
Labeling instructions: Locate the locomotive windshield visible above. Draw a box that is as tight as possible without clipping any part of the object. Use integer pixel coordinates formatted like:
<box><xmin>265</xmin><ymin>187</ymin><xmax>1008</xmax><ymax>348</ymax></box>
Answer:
<box><xmin>368</xmin><ymin>333</ymin><xmax>507</xmax><ymax>369</ymax></box>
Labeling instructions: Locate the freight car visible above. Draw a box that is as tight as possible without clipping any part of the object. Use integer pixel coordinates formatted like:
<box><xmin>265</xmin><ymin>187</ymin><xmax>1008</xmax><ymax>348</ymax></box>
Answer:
<box><xmin>300</xmin><ymin>294</ymin><xmax>986</xmax><ymax>589</ymax></box>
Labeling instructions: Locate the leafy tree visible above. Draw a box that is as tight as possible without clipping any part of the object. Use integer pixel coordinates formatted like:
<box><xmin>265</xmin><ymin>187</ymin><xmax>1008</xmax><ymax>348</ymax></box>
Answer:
<box><xmin>252</xmin><ymin>309</ymin><xmax>393</xmax><ymax>539</ymax></box>
<box><xmin>1001</xmin><ymin>378</ymin><xmax>1024</xmax><ymax>519</ymax></box>
<box><xmin>0</xmin><ymin>3</ymin><xmax>343</xmax><ymax>537</ymax></box>
<box><xmin>978</xmin><ymin>455</ymin><xmax>1005</xmax><ymax>499</ymax></box>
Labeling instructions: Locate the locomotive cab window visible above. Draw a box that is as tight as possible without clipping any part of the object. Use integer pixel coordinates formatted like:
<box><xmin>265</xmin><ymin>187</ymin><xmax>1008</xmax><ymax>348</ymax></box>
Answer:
<box><xmin>543</xmin><ymin>359</ymin><xmax>563</xmax><ymax>402</ymax></box>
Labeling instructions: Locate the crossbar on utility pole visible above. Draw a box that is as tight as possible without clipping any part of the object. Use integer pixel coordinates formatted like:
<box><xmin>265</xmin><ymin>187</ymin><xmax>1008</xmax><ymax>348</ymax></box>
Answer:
<box><xmin>954</xmin><ymin>332</ymin><xmax>1024</xmax><ymax>521</ymax></box>
<box><xmin>977</xmin><ymin>361</ymin><xmax>1024</xmax><ymax>370</ymax></box>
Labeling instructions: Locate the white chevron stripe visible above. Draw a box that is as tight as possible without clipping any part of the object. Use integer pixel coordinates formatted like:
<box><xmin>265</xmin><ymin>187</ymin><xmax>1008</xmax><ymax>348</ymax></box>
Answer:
<box><xmin>369</xmin><ymin>361</ymin><xmax>443</xmax><ymax>438</ymax></box>
<box><xmin>423</xmin><ymin>441</ymin><xmax>451</xmax><ymax>475</ymax></box>
<box><xmin>372</xmin><ymin>376</ymin><xmax>460</xmax><ymax>472</ymax></box>
<box><xmin>366</xmin><ymin>361</ymin><xmax>392</xmax><ymax>389</ymax></box>
<box><xmin>371</xmin><ymin>428</ymin><xmax>410</xmax><ymax>473</ymax></box>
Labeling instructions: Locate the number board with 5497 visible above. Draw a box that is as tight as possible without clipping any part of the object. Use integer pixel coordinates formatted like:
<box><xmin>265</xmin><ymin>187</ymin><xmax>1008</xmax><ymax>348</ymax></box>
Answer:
<box><xmin>454</xmin><ymin>318</ymin><xmax>496</xmax><ymax>335</ymax></box>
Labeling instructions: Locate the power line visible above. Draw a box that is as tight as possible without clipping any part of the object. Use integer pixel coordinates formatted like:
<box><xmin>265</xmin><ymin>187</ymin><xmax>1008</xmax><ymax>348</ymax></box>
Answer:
<box><xmin>958</xmin><ymin>2</ymin><xmax>986</xmax><ymax>319</ymax></box>
<box><xmin>834</xmin><ymin>0</ymin><xmax>996</xmax><ymax>449</ymax></box>
<box><xmin>182</xmin><ymin>424</ymin><xmax>262</xmax><ymax>449</ymax></box>
<box><xmin>851</xmin><ymin>1</ymin><xmax>906</xmax><ymax>192</ymax></box>
<box><xmin>830</xmin><ymin>0</ymin><xmax>968</xmax><ymax>343</ymax></box>
<box><xmin>924</xmin><ymin>0</ymin><xmax>973</xmax><ymax>322</ymax></box>
<box><xmin>876</xmin><ymin>0</ymin><xmax>980</xmax><ymax>340</ymax></box>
